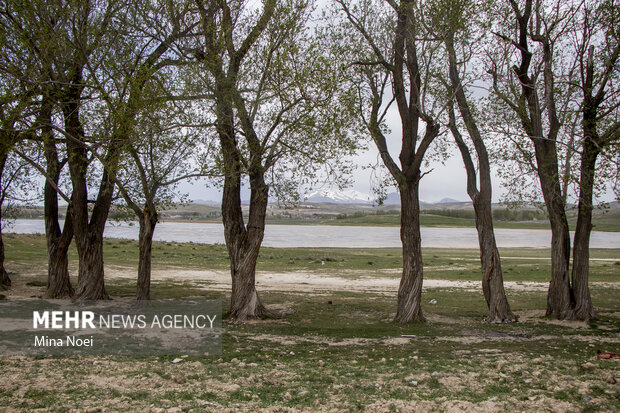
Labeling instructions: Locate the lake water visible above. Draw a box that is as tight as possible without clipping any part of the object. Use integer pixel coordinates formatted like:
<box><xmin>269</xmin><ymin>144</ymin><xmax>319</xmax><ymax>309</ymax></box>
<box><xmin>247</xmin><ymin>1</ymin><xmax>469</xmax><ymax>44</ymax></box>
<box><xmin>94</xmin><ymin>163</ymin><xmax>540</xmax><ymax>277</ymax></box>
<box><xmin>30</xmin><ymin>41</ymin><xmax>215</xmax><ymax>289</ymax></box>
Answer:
<box><xmin>6</xmin><ymin>219</ymin><xmax>620</xmax><ymax>249</ymax></box>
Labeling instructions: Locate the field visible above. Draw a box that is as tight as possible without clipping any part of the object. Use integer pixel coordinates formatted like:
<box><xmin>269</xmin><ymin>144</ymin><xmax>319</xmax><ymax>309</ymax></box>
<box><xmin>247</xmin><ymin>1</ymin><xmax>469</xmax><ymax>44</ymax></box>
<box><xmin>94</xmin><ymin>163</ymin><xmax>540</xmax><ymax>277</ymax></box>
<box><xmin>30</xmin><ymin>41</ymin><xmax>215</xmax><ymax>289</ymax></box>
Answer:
<box><xmin>1</xmin><ymin>234</ymin><xmax>620</xmax><ymax>412</ymax></box>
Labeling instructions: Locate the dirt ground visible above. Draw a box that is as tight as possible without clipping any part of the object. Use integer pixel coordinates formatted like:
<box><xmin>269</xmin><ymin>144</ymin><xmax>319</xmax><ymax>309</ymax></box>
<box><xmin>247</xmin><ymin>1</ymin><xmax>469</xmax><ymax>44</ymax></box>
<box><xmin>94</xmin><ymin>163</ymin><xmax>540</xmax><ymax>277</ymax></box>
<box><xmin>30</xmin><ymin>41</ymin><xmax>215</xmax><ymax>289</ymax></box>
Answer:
<box><xmin>1</xmin><ymin>264</ymin><xmax>619</xmax><ymax>412</ymax></box>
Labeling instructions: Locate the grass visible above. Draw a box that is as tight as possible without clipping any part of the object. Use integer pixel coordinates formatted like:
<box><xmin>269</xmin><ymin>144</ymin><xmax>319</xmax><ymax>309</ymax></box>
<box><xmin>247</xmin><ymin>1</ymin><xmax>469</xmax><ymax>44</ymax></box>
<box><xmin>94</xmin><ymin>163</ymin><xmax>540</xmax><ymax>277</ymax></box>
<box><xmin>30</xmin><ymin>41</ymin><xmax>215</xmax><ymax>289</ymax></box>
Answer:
<box><xmin>1</xmin><ymin>286</ymin><xmax>619</xmax><ymax>411</ymax></box>
<box><xmin>1</xmin><ymin>233</ymin><xmax>619</xmax><ymax>411</ymax></box>
<box><xmin>4</xmin><ymin>233</ymin><xmax>620</xmax><ymax>284</ymax></box>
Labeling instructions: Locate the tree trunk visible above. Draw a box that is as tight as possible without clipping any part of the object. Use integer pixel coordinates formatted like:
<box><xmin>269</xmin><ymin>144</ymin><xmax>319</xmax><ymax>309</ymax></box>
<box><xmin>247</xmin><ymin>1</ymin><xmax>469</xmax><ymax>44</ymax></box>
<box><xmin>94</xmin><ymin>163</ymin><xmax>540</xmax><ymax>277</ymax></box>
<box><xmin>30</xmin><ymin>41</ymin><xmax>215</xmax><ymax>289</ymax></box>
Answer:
<box><xmin>525</xmin><ymin>73</ymin><xmax>574</xmax><ymax>320</ymax></box>
<box><xmin>212</xmin><ymin>70</ymin><xmax>272</xmax><ymax>321</ymax></box>
<box><xmin>136</xmin><ymin>210</ymin><xmax>157</xmax><ymax>300</ymax></box>
<box><xmin>395</xmin><ymin>179</ymin><xmax>425</xmax><ymax>323</ymax></box>
<box><xmin>570</xmin><ymin>42</ymin><xmax>613</xmax><ymax>322</ymax></box>
<box><xmin>0</xmin><ymin>153</ymin><xmax>10</xmax><ymax>290</ymax></box>
<box><xmin>571</xmin><ymin>134</ymin><xmax>599</xmax><ymax>321</ymax></box>
<box><xmin>44</xmin><ymin>211</ymin><xmax>74</xmax><ymax>299</ymax></box>
<box><xmin>536</xmin><ymin>149</ymin><xmax>574</xmax><ymax>320</ymax></box>
<box><xmin>73</xmin><ymin>235</ymin><xmax>108</xmax><ymax>299</ymax></box>
<box><xmin>63</xmin><ymin>90</ymin><xmax>114</xmax><ymax>300</ymax></box>
<box><xmin>42</xmin><ymin>97</ymin><xmax>74</xmax><ymax>298</ymax></box>
<box><xmin>224</xmin><ymin>173</ymin><xmax>271</xmax><ymax>321</ymax></box>
<box><xmin>446</xmin><ymin>36</ymin><xmax>514</xmax><ymax>323</ymax></box>
<box><xmin>451</xmin><ymin>127</ymin><xmax>514</xmax><ymax>323</ymax></box>
<box><xmin>475</xmin><ymin>205</ymin><xmax>514</xmax><ymax>322</ymax></box>
<box><xmin>0</xmin><ymin>208</ymin><xmax>9</xmax><ymax>291</ymax></box>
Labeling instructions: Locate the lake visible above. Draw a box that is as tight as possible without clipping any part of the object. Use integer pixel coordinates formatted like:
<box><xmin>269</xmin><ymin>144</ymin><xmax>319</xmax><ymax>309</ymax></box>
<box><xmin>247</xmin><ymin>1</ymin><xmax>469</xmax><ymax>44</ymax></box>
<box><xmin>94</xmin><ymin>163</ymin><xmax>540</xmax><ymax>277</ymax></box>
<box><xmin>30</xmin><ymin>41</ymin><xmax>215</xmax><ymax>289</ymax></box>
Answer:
<box><xmin>6</xmin><ymin>219</ymin><xmax>620</xmax><ymax>249</ymax></box>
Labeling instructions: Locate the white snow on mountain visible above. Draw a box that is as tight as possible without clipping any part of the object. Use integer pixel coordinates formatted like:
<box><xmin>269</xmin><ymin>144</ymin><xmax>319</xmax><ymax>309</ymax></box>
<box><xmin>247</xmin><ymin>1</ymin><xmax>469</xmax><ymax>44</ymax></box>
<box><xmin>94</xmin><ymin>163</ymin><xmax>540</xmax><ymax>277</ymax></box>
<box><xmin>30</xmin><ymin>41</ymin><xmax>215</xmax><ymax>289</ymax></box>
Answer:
<box><xmin>305</xmin><ymin>189</ymin><xmax>374</xmax><ymax>204</ymax></box>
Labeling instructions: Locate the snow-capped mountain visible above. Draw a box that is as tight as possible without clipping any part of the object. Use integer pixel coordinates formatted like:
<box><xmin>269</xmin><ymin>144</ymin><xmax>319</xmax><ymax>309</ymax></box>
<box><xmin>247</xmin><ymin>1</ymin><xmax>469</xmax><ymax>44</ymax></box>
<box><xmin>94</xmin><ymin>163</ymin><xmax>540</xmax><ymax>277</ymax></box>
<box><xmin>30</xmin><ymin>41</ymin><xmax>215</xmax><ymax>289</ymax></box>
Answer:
<box><xmin>305</xmin><ymin>189</ymin><xmax>374</xmax><ymax>204</ymax></box>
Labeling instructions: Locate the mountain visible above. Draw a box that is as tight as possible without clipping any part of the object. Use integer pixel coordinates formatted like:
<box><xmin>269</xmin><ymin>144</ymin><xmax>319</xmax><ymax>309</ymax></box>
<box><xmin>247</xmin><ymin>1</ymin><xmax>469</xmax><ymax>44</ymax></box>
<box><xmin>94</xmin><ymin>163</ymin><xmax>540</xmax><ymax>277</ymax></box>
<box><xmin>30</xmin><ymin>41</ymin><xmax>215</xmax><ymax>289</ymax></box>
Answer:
<box><xmin>376</xmin><ymin>192</ymin><xmax>460</xmax><ymax>207</ymax></box>
<box><xmin>437</xmin><ymin>197</ymin><xmax>463</xmax><ymax>204</ymax></box>
<box><xmin>305</xmin><ymin>189</ymin><xmax>374</xmax><ymax>204</ymax></box>
<box><xmin>303</xmin><ymin>190</ymin><xmax>468</xmax><ymax>206</ymax></box>
<box><xmin>193</xmin><ymin>191</ymin><xmax>470</xmax><ymax>206</ymax></box>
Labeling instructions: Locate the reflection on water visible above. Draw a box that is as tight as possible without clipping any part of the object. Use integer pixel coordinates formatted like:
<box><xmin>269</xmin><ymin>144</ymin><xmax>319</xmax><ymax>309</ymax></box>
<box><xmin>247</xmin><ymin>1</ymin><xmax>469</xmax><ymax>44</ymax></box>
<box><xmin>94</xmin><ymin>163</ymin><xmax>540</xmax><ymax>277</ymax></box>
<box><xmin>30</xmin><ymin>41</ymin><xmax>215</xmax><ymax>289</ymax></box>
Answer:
<box><xmin>6</xmin><ymin>219</ymin><xmax>620</xmax><ymax>249</ymax></box>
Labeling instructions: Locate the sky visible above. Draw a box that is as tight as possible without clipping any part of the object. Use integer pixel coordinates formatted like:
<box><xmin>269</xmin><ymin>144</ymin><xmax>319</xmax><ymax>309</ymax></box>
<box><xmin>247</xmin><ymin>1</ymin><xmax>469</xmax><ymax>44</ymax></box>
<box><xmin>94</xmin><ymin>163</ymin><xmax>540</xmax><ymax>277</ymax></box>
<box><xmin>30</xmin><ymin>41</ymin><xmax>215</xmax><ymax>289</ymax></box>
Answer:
<box><xmin>171</xmin><ymin>1</ymin><xmax>523</xmax><ymax>205</ymax></box>
<box><xmin>179</xmin><ymin>146</ymin><xmax>477</xmax><ymax>204</ymax></box>
<box><xmin>178</xmin><ymin>115</ymin><xmax>617</xmax><ymax>206</ymax></box>
<box><xmin>178</xmin><ymin>123</ymin><xmax>507</xmax><ymax>205</ymax></box>
<box><xmin>82</xmin><ymin>0</ymin><xmax>620</xmax><ymax>207</ymax></box>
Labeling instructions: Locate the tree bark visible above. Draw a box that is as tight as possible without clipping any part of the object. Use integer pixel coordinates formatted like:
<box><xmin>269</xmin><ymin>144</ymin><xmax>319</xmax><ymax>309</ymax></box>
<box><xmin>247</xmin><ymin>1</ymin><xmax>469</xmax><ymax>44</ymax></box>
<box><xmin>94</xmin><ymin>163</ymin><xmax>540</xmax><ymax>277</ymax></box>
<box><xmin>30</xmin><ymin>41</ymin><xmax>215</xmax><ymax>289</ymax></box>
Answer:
<box><xmin>63</xmin><ymin>87</ymin><xmax>114</xmax><ymax>300</ymax></box>
<box><xmin>395</xmin><ymin>179</ymin><xmax>425</xmax><ymax>322</ymax></box>
<box><xmin>536</xmin><ymin>148</ymin><xmax>574</xmax><ymax>319</ymax></box>
<box><xmin>0</xmin><ymin>149</ymin><xmax>10</xmax><ymax>290</ymax></box>
<box><xmin>0</xmin><ymin>200</ymin><xmax>9</xmax><ymax>291</ymax></box>
<box><xmin>41</xmin><ymin>97</ymin><xmax>74</xmax><ymax>298</ymax></box>
<box><xmin>223</xmin><ymin>171</ymin><xmax>271</xmax><ymax>321</ymax></box>
<box><xmin>476</xmin><ymin>206</ymin><xmax>514</xmax><ymax>322</ymax></box>
<box><xmin>73</xmin><ymin>234</ymin><xmax>108</xmax><ymax>299</ymax></box>
<box><xmin>0</xmin><ymin>233</ymin><xmax>9</xmax><ymax>290</ymax></box>
<box><xmin>571</xmin><ymin>142</ymin><xmax>597</xmax><ymax>321</ymax></box>
<box><xmin>136</xmin><ymin>210</ymin><xmax>157</xmax><ymax>300</ymax></box>
<box><xmin>446</xmin><ymin>36</ymin><xmax>514</xmax><ymax>323</ymax></box>
<box><xmin>44</xmin><ymin>207</ymin><xmax>74</xmax><ymax>299</ymax></box>
<box><xmin>508</xmin><ymin>0</ymin><xmax>574</xmax><ymax>319</ymax></box>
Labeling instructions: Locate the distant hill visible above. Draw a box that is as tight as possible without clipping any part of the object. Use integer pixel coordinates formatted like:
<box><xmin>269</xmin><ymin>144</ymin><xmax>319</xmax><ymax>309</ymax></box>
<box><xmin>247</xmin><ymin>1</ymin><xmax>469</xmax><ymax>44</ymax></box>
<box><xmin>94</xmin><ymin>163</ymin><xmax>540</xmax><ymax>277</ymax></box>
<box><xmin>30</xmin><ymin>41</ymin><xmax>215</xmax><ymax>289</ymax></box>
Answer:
<box><xmin>438</xmin><ymin>197</ymin><xmax>463</xmax><ymax>204</ymax></box>
<box><xmin>191</xmin><ymin>199</ymin><xmax>221</xmax><ymax>206</ymax></box>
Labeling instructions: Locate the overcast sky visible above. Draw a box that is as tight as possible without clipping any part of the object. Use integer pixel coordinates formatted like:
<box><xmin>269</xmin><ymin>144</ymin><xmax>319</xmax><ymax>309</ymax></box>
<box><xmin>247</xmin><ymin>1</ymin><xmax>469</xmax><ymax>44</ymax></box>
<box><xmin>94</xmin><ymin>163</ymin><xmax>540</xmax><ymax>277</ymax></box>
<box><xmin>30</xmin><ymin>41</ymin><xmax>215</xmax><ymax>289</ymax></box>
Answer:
<box><xmin>179</xmin><ymin>124</ymin><xmax>511</xmax><ymax>205</ymax></box>
<box><xmin>174</xmin><ymin>0</ymin><xmax>619</xmax><ymax>206</ymax></box>
<box><xmin>179</xmin><ymin>121</ymin><xmax>617</xmax><ymax>205</ymax></box>
<box><xmin>179</xmin><ymin>146</ymin><xmax>477</xmax><ymax>204</ymax></box>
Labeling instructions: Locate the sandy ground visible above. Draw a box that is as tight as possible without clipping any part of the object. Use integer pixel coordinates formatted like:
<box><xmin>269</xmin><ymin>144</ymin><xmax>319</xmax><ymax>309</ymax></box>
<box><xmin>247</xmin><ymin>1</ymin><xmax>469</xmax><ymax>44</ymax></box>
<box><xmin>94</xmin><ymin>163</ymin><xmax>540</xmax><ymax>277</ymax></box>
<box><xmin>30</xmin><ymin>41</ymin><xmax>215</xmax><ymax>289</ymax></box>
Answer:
<box><xmin>7</xmin><ymin>263</ymin><xmax>616</xmax><ymax>299</ymax></box>
<box><xmin>99</xmin><ymin>266</ymin><xmax>607</xmax><ymax>294</ymax></box>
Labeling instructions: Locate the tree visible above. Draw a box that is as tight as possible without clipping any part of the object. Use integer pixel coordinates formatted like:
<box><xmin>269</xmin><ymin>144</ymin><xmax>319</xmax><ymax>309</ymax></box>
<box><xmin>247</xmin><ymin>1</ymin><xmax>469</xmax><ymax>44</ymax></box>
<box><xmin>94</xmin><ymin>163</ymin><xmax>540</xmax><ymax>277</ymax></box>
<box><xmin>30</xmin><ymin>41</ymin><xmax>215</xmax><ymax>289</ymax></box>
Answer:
<box><xmin>40</xmin><ymin>95</ymin><xmax>75</xmax><ymax>298</ymax></box>
<box><xmin>71</xmin><ymin>0</ymin><xmax>205</xmax><ymax>300</ymax></box>
<box><xmin>110</xmin><ymin>98</ymin><xmax>211</xmax><ymax>300</ymax></box>
<box><xmin>0</xmin><ymin>138</ymin><xmax>33</xmax><ymax>293</ymax></box>
<box><xmin>489</xmin><ymin>0</ymin><xmax>579</xmax><ymax>319</ymax></box>
<box><xmin>0</xmin><ymin>150</ymin><xmax>18</xmax><ymax>290</ymax></box>
<box><xmin>12</xmin><ymin>0</ymin><xmax>126</xmax><ymax>300</ymax></box>
<box><xmin>51</xmin><ymin>0</ymin><xmax>189</xmax><ymax>299</ymax></box>
<box><xmin>336</xmin><ymin>0</ymin><xmax>442</xmax><ymax>322</ymax></box>
<box><xmin>490</xmin><ymin>0</ymin><xmax>619</xmax><ymax>321</ymax></box>
<box><xmin>0</xmin><ymin>107</ymin><xmax>17</xmax><ymax>291</ymax></box>
<box><xmin>570</xmin><ymin>0</ymin><xmax>619</xmax><ymax>320</ymax></box>
<box><xmin>191</xmin><ymin>0</ymin><xmax>358</xmax><ymax>320</ymax></box>
<box><xmin>0</xmin><ymin>0</ymin><xmax>77</xmax><ymax>298</ymax></box>
<box><xmin>0</xmin><ymin>156</ymin><xmax>10</xmax><ymax>290</ymax></box>
<box><xmin>431</xmin><ymin>0</ymin><xmax>515</xmax><ymax>322</ymax></box>
<box><xmin>0</xmin><ymin>68</ymin><xmax>35</xmax><ymax>291</ymax></box>
<box><xmin>0</xmin><ymin>151</ymin><xmax>33</xmax><ymax>290</ymax></box>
